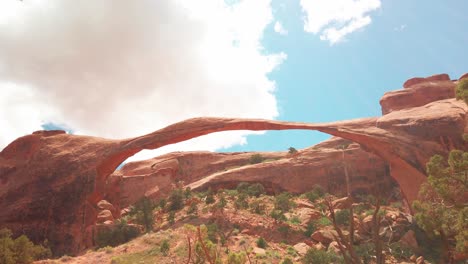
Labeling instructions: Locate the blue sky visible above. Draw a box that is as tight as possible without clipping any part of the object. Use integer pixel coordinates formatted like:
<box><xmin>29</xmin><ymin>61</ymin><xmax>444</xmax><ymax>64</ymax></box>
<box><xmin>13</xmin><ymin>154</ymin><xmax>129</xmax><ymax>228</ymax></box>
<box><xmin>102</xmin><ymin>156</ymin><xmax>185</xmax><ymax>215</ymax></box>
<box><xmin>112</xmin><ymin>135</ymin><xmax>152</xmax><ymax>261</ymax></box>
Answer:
<box><xmin>226</xmin><ymin>0</ymin><xmax>468</xmax><ymax>152</ymax></box>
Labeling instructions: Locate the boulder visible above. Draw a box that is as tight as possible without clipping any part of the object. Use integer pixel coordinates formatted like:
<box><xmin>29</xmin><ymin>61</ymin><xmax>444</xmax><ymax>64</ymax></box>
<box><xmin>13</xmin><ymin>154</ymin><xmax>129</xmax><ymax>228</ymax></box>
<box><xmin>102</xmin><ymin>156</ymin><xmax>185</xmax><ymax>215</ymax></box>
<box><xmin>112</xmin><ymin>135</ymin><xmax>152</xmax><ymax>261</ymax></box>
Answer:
<box><xmin>311</xmin><ymin>229</ymin><xmax>339</xmax><ymax>245</ymax></box>
<box><xmin>253</xmin><ymin>247</ymin><xmax>266</xmax><ymax>255</ymax></box>
<box><xmin>327</xmin><ymin>241</ymin><xmax>341</xmax><ymax>254</ymax></box>
<box><xmin>331</xmin><ymin>197</ymin><xmax>352</xmax><ymax>209</ymax></box>
<box><xmin>293</xmin><ymin>242</ymin><xmax>310</xmax><ymax>256</ymax></box>
<box><xmin>97</xmin><ymin>210</ymin><xmax>114</xmax><ymax>223</ymax></box>
<box><xmin>97</xmin><ymin>200</ymin><xmax>115</xmax><ymax>211</ymax></box>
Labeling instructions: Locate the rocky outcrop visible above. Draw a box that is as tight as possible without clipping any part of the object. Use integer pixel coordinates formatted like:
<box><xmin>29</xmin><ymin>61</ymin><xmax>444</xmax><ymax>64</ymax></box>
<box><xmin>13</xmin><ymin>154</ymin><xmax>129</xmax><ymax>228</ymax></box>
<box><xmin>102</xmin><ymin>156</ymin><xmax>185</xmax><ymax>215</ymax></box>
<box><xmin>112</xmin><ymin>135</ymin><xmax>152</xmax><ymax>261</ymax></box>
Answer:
<box><xmin>380</xmin><ymin>74</ymin><xmax>455</xmax><ymax>114</ymax></box>
<box><xmin>0</xmin><ymin>73</ymin><xmax>466</xmax><ymax>255</ymax></box>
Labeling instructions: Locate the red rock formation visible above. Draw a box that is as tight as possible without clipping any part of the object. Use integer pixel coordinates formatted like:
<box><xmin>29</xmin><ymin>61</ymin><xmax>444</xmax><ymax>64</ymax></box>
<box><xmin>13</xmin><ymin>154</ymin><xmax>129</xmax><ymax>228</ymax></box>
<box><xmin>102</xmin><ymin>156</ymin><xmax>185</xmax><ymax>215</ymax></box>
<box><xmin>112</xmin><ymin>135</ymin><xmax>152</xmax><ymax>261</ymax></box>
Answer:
<box><xmin>380</xmin><ymin>74</ymin><xmax>455</xmax><ymax>114</ymax></box>
<box><xmin>186</xmin><ymin>138</ymin><xmax>395</xmax><ymax>197</ymax></box>
<box><xmin>110</xmin><ymin>138</ymin><xmax>395</xmax><ymax>209</ymax></box>
<box><xmin>0</xmin><ymin>73</ymin><xmax>466</xmax><ymax>255</ymax></box>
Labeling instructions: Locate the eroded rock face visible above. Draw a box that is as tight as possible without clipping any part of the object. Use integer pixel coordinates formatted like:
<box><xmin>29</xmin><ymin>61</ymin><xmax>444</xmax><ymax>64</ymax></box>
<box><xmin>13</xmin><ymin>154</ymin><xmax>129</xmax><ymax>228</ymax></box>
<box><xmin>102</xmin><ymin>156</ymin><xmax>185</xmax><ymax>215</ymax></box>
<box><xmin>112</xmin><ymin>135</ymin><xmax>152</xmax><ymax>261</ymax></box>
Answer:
<box><xmin>380</xmin><ymin>74</ymin><xmax>455</xmax><ymax>114</ymax></box>
<box><xmin>0</xmin><ymin>73</ymin><xmax>466</xmax><ymax>255</ymax></box>
<box><xmin>186</xmin><ymin>138</ymin><xmax>395</xmax><ymax>197</ymax></box>
<box><xmin>110</xmin><ymin>138</ymin><xmax>394</xmax><ymax>209</ymax></box>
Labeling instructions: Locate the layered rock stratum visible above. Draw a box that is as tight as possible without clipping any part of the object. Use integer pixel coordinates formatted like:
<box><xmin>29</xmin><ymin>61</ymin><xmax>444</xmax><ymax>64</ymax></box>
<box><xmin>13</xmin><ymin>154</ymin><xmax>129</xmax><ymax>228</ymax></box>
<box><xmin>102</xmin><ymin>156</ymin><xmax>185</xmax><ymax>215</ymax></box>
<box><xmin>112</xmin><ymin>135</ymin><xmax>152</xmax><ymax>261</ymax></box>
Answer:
<box><xmin>0</xmin><ymin>73</ymin><xmax>466</xmax><ymax>254</ymax></box>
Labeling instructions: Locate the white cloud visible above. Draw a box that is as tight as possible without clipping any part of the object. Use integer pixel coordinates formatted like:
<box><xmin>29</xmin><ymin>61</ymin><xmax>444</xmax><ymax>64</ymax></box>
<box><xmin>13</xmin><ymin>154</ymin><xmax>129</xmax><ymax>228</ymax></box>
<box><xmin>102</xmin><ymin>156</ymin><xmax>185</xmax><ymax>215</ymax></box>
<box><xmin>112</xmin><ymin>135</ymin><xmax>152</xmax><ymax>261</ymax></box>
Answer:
<box><xmin>300</xmin><ymin>0</ymin><xmax>381</xmax><ymax>44</ymax></box>
<box><xmin>0</xmin><ymin>0</ymin><xmax>286</xmax><ymax>161</ymax></box>
<box><xmin>274</xmin><ymin>21</ymin><xmax>288</xmax><ymax>35</ymax></box>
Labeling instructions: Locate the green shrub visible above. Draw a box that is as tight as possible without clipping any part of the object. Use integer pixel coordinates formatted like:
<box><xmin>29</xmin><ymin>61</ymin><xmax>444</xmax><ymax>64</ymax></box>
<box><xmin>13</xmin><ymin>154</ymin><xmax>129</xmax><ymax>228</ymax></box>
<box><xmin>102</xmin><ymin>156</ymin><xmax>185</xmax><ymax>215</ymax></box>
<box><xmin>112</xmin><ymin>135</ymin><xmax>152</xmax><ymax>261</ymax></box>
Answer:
<box><xmin>236</xmin><ymin>182</ymin><xmax>265</xmax><ymax>197</ymax></box>
<box><xmin>247</xmin><ymin>183</ymin><xmax>265</xmax><ymax>197</ymax></box>
<box><xmin>302</xmin><ymin>248</ymin><xmax>343</xmax><ymax>264</ymax></box>
<box><xmin>315</xmin><ymin>216</ymin><xmax>332</xmax><ymax>227</ymax></box>
<box><xmin>335</xmin><ymin>209</ymin><xmax>350</xmax><ymax>226</ymax></box>
<box><xmin>256</xmin><ymin>237</ymin><xmax>267</xmax><ymax>249</ymax></box>
<box><xmin>184</xmin><ymin>187</ymin><xmax>192</xmax><ymax>199</ymax></box>
<box><xmin>158</xmin><ymin>198</ymin><xmax>167</xmax><ymax>209</ymax></box>
<box><xmin>234</xmin><ymin>193</ymin><xmax>249</xmax><ymax>209</ymax></box>
<box><xmin>216</xmin><ymin>194</ymin><xmax>227</xmax><ymax>208</ymax></box>
<box><xmin>206</xmin><ymin>224</ymin><xmax>218</xmax><ymax>243</ymax></box>
<box><xmin>168</xmin><ymin>211</ymin><xmax>175</xmax><ymax>225</ymax></box>
<box><xmin>355</xmin><ymin>243</ymin><xmax>375</xmax><ymax>264</ymax></box>
<box><xmin>456</xmin><ymin>79</ymin><xmax>468</xmax><ymax>105</ymax></box>
<box><xmin>304</xmin><ymin>185</ymin><xmax>326</xmax><ymax>202</ymax></box>
<box><xmin>282</xmin><ymin>257</ymin><xmax>294</xmax><ymax>264</ymax></box>
<box><xmin>249</xmin><ymin>154</ymin><xmax>264</xmax><ymax>164</ymax></box>
<box><xmin>227</xmin><ymin>251</ymin><xmax>247</xmax><ymax>264</ymax></box>
<box><xmin>289</xmin><ymin>216</ymin><xmax>301</xmax><ymax>225</ymax></box>
<box><xmin>130</xmin><ymin>197</ymin><xmax>155</xmax><ymax>232</ymax></box>
<box><xmin>274</xmin><ymin>192</ymin><xmax>294</xmax><ymax>212</ymax></box>
<box><xmin>250</xmin><ymin>200</ymin><xmax>265</xmax><ymax>215</ymax></box>
<box><xmin>303</xmin><ymin>222</ymin><xmax>316</xmax><ymax>237</ymax></box>
<box><xmin>388</xmin><ymin>242</ymin><xmax>413</xmax><ymax>259</ymax></box>
<box><xmin>288</xmin><ymin>147</ymin><xmax>298</xmax><ymax>154</ymax></box>
<box><xmin>270</xmin><ymin>210</ymin><xmax>287</xmax><ymax>222</ymax></box>
<box><xmin>95</xmin><ymin>220</ymin><xmax>140</xmax><ymax>248</ymax></box>
<box><xmin>205</xmin><ymin>189</ymin><xmax>216</xmax><ymax>204</ymax></box>
<box><xmin>0</xmin><ymin>229</ymin><xmax>52</xmax><ymax>264</ymax></box>
<box><xmin>160</xmin><ymin>239</ymin><xmax>170</xmax><ymax>256</ymax></box>
<box><xmin>168</xmin><ymin>188</ymin><xmax>185</xmax><ymax>211</ymax></box>
<box><xmin>187</xmin><ymin>202</ymin><xmax>198</xmax><ymax>215</ymax></box>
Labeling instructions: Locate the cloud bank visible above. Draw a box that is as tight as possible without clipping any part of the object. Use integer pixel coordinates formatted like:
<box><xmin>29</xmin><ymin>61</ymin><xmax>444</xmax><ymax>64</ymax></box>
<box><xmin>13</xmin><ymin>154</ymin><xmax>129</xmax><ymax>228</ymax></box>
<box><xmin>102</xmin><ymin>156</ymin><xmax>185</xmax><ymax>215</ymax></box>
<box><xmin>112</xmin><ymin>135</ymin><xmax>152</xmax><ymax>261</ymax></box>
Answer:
<box><xmin>0</xmin><ymin>0</ymin><xmax>285</xmax><ymax>161</ymax></box>
<box><xmin>300</xmin><ymin>0</ymin><xmax>381</xmax><ymax>44</ymax></box>
<box><xmin>274</xmin><ymin>21</ymin><xmax>288</xmax><ymax>35</ymax></box>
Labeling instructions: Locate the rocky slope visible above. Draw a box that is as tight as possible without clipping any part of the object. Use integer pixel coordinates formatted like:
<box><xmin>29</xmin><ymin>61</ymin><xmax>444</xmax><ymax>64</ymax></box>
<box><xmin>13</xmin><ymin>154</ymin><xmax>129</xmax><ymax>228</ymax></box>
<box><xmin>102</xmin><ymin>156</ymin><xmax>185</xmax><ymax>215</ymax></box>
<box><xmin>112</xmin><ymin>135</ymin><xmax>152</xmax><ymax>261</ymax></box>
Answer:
<box><xmin>1</xmin><ymin>73</ymin><xmax>466</xmax><ymax>255</ymax></box>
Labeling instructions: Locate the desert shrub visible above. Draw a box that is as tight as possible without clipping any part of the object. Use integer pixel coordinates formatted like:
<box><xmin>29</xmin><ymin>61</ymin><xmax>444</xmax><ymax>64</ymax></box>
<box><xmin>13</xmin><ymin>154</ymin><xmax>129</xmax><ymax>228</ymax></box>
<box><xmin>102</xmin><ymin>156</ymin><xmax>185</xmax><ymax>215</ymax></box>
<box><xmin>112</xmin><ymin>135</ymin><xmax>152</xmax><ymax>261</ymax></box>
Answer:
<box><xmin>304</xmin><ymin>185</ymin><xmax>326</xmax><ymax>203</ymax></box>
<box><xmin>95</xmin><ymin>219</ymin><xmax>139</xmax><ymax>248</ymax></box>
<box><xmin>250</xmin><ymin>200</ymin><xmax>265</xmax><ymax>215</ymax></box>
<box><xmin>281</xmin><ymin>257</ymin><xmax>294</xmax><ymax>264</ymax></box>
<box><xmin>168</xmin><ymin>188</ymin><xmax>185</xmax><ymax>211</ymax></box>
<box><xmin>355</xmin><ymin>243</ymin><xmax>375</xmax><ymax>264</ymax></box>
<box><xmin>249</xmin><ymin>154</ymin><xmax>264</xmax><ymax>164</ymax></box>
<box><xmin>168</xmin><ymin>211</ymin><xmax>175</xmax><ymax>225</ymax></box>
<box><xmin>236</xmin><ymin>182</ymin><xmax>265</xmax><ymax>197</ymax></box>
<box><xmin>315</xmin><ymin>216</ymin><xmax>332</xmax><ymax>227</ymax></box>
<box><xmin>301</xmin><ymin>248</ymin><xmax>343</xmax><ymax>264</ymax></box>
<box><xmin>187</xmin><ymin>202</ymin><xmax>198</xmax><ymax>215</ymax></box>
<box><xmin>388</xmin><ymin>242</ymin><xmax>413</xmax><ymax>260</ymax></box>
<box><xmin>216</xmin><ymin>194</ymin><xmax>227</xmax><ymax>208</ymax></box>
<box><xmin>456</xmin><ymin>78</ymin><xmax>468</xmax><ymax>104</ymax></box>
<box><xmin>205</xmin><ymin>188</ymin><xmax>216</xmax><ymax>204</ymax></box>
<box><xmin>335</xmin><ymin>209</ymin><xmax>350</xmax><ymax>226</ymax></box>
<box><xmin>0</xmin><ymin>229</ymin><xmax>52</xmax><ymax>264</ymax></box>
<box><xmin>206</xmin><ymin>223</ymin><xmax>218</xmax><ymax>243</ymax></box>
<box><xmin>160</xmin><ymin>239</ymin><xmax>170</xmax><ymax>256</ymax></box>
<box><xmin>130</xmin><ymin>197</ymin><xmax>155</xmax><ymax>232</ymax></box>
<box><xmin>247</xmin><ymin>183</ymin><xmax>265</xmax><ymax>197</ymax></box>
<box><xmin>288</xmin><ymin>147</ymin><xmax>298</xmax><ymax>154</ymax></box>
<box><xmin>236</xmin><ymin>182</ymin><xmax>250</xmax><ymax>193</ymax></box>
<box><xmin>274</xmin><ymin>192</ymin><xmax>294</xmax><ymax>212</ymax></box>
<box><xmin>184</xmin><ymin>187</ymin><xmax>192</xmax><ymax>199</ymax></box>
<box><xmin>234</xmin><ymin>193</ymin><xmax>249</xmax><ymax>209</ymax></box>
<box><xmin>227</xmin><ymin>251</ymin><xmax>247</xmax><ymax>264</ymax></box>
<box><xmin>256</xmin><ymin>237</ymin><xmax>267</xmax><ymax>249</ymax></box>
<box><xmin>158</xmin><ymin>198</ymin><xmax>167</xmax><ymax>209</ymax></box>
<box><xmin>270</xmin><ymin>210</ymin><xmax>287</xmax><ymax>222</ymax></box>
<box><xmin>303</xmin><ymin>222</ymin><xmax>316</xmax><ymax>237</ymax></box>
<box><xmin>289</xmin><ymin>216</ymin><xmax>301</xmax><ymax>225</ymax></box>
